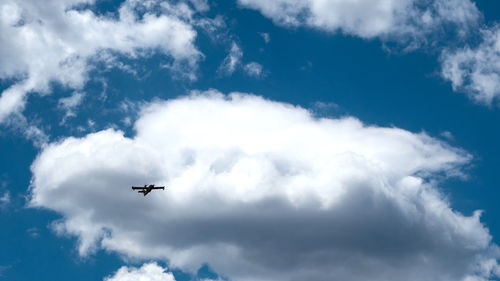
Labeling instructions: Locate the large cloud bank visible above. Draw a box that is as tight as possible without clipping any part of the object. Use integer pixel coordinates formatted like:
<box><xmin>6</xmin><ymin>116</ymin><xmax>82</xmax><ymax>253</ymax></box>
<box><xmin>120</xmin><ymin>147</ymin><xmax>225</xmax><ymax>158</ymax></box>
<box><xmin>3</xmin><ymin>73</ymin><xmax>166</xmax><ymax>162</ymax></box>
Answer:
<box><xmin>30</xmin><ymin>92</ymin><xmax>499</xmax><ymax>281</ymax></box>
<box><xmin>0</xmin><ymin>0</ymin><xmax>202</xmax><ymax>123</ymax></box>
<box><xmin>238</xmin><ymin>0</ymin><xmax>479</xmax><ymax>41</ymax></box>
<box><xmin>441</xmin><ymin>26</ymin><xmax>500</xmax><ymax>106</ymax></box>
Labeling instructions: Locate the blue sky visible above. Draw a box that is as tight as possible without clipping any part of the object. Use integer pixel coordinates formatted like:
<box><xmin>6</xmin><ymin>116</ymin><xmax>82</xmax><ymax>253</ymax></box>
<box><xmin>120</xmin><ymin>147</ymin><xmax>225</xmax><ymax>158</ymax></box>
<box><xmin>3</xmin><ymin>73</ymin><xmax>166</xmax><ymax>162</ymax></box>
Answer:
<box><xmin>2</xmin><ymin>0</ymin><xmax>500</xmax><ymax>280</ymax></box>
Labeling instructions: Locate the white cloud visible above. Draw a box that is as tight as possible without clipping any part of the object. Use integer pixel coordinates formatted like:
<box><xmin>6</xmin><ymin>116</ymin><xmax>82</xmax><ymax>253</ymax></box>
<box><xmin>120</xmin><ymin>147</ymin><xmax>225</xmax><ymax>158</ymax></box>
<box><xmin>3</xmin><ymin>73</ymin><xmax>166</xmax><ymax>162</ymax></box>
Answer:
<box><xmin>238</xmin><ymin>0</ymin><xmax>479</xmax><ymax>43</ymax></box>
<box><xmin>219</xmin><ymin>44</ymin><xmax>264</xmax><ymax>78</ymax></box>
<box><xmin>3</xmin><ymin>113</ymin><xmax>49</xmax><ymax>147</ymax></box>
<box><xmin>0</xmin><ymin>191</ymin><xmax>10</xmax><ymax>207</ymax></box>
<box><xmin>0</xmin><ymin>0</ymin><xmax>202</xmax><ymax>123</ymax></box>
<box><xmin>27</xmin><ymin>227</ymin><xmax>40</xmax><ymax>238</ymax></box>
<box><xmin>23</xmin><ymin>124</ymin><xmax>49</xmax><ymax>148</ymax></box>
<box><xmin>243</xmin><ymin>62</ymin><xmax>263</xmax><ymax>78</ymax></box>
<box><xmin>218</xmin><ymin>42</ymin><xmax>243</xmax><ymax>76</ymax></box>
<box><xmin>259</xmin><ymin>32</ymin><xmax>270</xmax><ymax>43</ymax></box>
<box><xmin>189</xmin><ymin>0</ymin><xmax>210</xmax><ymax>13</ymax></box>
<box><xmin>58</xmin><ymin>91</ymin><xmax>85</xmax><ymax>124</ymax></box>
<box><xmin>0</xmin><ymin>82</ymin><xmax>30</xmax><ymax>123</ymax></box>
<box><xmin>238</xmin><ymin>0</ymin><xmax>491</xmax><ymax>105</ymax></box>
<box><xmin>30</xmin><ymin>91</ymin><xmax>499</xmax><ymax>281</ymax></box>
<box><xmin>104</xmin><ymin>263</ymin><xmax>175</xmax><ymax>281</ymax></box>
<box><xmin>441</xmin><ymin>26</ymin><xmax>500</xmax><ymax>105</ymax></box>
<box><xmin>440</xmin><ymin>131</ymin><xmax>455</xmax><ymax>141</ymax></box>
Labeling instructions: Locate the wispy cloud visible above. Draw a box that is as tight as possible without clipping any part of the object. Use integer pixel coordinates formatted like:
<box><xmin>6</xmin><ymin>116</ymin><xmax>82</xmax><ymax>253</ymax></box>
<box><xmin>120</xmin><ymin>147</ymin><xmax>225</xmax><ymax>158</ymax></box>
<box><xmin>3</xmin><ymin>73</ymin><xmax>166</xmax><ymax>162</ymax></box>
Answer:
<box><xmin>440</xmin><ymin>131</ymin><xmax>455</xmax><ymax>141</ymax></box>
<box><xmin>259</xmin><ymin>32</ymin><xmax>270</xmax><ymax>43</ymax></box>
<box><xmin>219</xmin><ymin>43</ymin><xmax>265</xmax><ymax>78</ymax></box>
<box><xmin>243</xmin><ymin>62</ymin><xmax>264</xmax><ymax>78</ymax></box>
<box><xmin>58</xmin><ymin>91</ymin><xmax>85</xmax><ymax>124</ymax></box>
<box><xmin>218</xmin><ymin>42</ymin><xmax>243</xmax><ymax>76</ymax></box>
<box><xmin>0</xmin><ymin>191</ymin><xmax>10</xmax><ymax>207</ymax></box>
<box><xmin>26</xmin><ymin>227</ymin><xmax>39</xmax><ymax>238</ymax></box>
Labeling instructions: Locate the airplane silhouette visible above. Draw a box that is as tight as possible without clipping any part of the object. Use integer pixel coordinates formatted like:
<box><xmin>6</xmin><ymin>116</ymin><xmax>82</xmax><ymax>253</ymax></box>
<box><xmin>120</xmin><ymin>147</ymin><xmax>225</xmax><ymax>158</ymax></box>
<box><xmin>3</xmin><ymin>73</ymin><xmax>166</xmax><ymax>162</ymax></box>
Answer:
<box><xmin>131</xmin><ymin>184</ymin><xmax>165</xmax><ymax>196</ymax></box>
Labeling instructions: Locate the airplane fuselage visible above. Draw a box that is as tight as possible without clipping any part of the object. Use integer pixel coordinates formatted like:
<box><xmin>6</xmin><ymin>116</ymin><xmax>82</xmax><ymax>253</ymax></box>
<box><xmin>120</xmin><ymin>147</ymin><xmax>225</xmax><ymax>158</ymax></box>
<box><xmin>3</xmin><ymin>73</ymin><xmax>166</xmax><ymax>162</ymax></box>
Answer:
<box><xmin>132</xmin><ymin>184</ymin><xmax>165</xmax><ymax>196</ymax></box>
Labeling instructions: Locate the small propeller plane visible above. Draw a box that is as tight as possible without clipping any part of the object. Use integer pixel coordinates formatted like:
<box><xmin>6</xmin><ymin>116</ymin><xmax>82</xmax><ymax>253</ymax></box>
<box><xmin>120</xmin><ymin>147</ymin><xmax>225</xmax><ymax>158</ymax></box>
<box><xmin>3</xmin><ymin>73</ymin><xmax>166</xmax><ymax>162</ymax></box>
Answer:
<box><xmin>131</xmin><ymin>184</ymin><xmax>165</xmax><ymax>196</ymax></box>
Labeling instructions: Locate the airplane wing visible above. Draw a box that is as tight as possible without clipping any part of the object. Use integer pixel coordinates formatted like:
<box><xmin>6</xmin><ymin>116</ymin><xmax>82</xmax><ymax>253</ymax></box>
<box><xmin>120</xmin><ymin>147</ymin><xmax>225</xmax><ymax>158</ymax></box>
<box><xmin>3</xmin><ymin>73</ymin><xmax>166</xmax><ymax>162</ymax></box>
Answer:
<box><xmin>131</xmin><ymin>185</ymin><xmax>163</xmax><ymax>196</ymax></box>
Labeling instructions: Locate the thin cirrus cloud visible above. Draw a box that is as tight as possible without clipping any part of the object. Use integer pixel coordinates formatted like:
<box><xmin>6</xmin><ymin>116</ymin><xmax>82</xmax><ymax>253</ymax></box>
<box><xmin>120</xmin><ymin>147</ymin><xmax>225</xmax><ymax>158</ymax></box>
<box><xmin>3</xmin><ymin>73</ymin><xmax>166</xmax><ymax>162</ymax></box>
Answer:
<box><xmin>58</xmin><ymin>91</ymin><xmax>85</xmax><ymax>124</ymax></box>
<box><xmin>30</xmin><ymin>91</ymin><xmax>499</xmax><ymax>281</ymax></box>
<box><xmin>218</xmin><ymin>42</ymin><xmax>264</xmax><ymax>78</ymax></box>
<box><xmin>0</xmin><ymin>0</ymin><xmax>203</xmax><ymax>124</ymax></box>
<box><xmin>218</xmin><ymin>42</ymin><xmax>244</xmax><ymax>76</ymax></box>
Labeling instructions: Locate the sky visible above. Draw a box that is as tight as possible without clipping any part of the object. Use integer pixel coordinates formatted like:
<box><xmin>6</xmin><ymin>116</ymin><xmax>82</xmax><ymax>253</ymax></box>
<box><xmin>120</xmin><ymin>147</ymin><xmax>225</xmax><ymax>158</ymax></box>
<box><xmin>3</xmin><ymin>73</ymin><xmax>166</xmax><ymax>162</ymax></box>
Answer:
<box><xmin>2</xmin><ymin>0</ymin><xmax>500</xmax><ymax>280</ymax></box>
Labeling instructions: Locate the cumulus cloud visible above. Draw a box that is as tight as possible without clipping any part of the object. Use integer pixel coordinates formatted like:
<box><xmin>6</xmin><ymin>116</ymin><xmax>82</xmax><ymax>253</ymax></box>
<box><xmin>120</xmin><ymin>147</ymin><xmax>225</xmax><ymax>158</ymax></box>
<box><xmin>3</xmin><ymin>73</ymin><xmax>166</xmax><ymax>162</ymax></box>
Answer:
<box><xmin>0</xmin><ymin>0</ymin><xmax>202</xmax><ymax>123</ymax></box>
<box><xmin>104</xmin><ymin>263</ymin><xmax>175</xmax><ymax>281</ymax></box>
<box><xmin>441</xmin><ymin>26</ymin><xmax>500</xmax><ymax>105</ymax></box>
<box><xmin>238</xmin><ymin>0</ymin><xmax>480</xmax><ymax>44</ymax></box>
<box><xmin>30</xmin><ymin>91</ymin><xmax>499</xmax><ymax>281</ymax></box>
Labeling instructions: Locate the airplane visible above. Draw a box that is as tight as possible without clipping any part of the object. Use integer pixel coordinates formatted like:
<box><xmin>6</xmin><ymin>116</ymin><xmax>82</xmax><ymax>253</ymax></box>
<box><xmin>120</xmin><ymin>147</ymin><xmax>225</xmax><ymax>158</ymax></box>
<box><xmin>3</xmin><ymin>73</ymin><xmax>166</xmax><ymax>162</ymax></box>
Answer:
<box><xmin>131</xmin><ymin>184</ymin><xmax>165</xmax><ymax>196</ymax></box>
